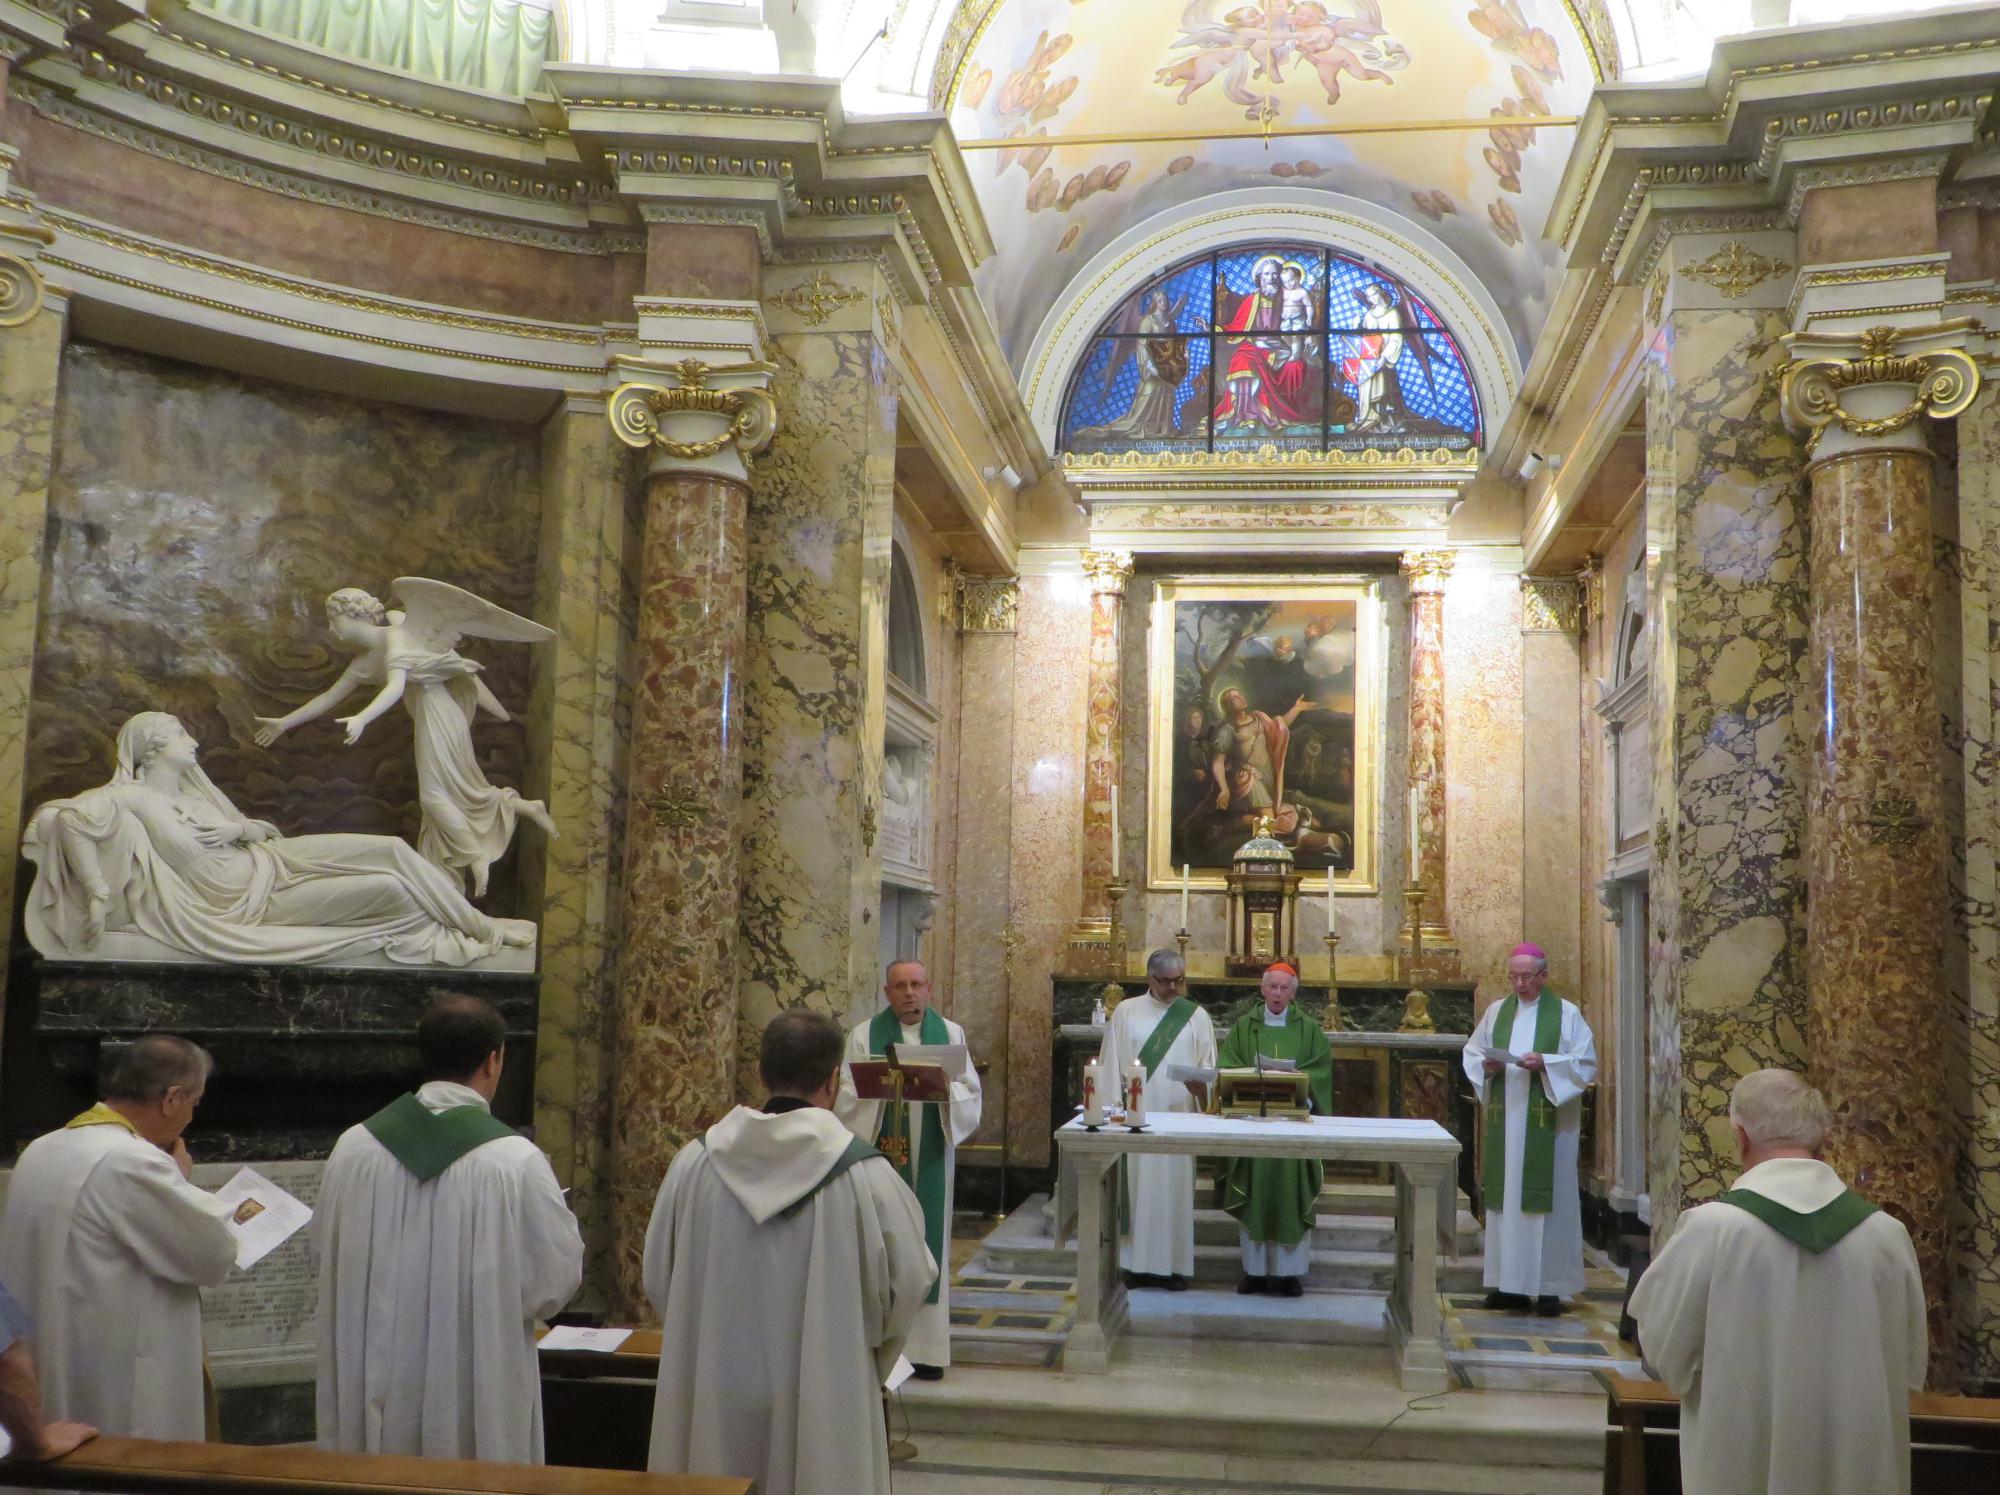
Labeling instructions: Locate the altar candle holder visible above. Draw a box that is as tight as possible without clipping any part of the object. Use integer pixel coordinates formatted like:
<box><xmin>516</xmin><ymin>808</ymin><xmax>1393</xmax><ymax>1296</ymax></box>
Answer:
<box><xmin>1402</xmin><ymin>881</ymin><xmax>1430</xmax><ymax>994</ymax></box>
<box><xmin>1105</xmin><ymin>878</ymin><xmax>1129</xmax><ymax>978</ymax></box>
<box><xmin>1322</xmin><ymin>931</ymin><xmax>1344</xmax><ymax>1035</ymax></box>
<box><xmin>1175</xmin><ymin>926</ymin><xmax>1190</xmax><ymax>962</ymax></box>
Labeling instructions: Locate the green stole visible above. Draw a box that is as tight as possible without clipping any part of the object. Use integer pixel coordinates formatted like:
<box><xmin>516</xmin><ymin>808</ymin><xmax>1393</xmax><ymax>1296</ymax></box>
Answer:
<box><xmin>1481</xmin><ymin>994</ymin><xmax>1564</xmax><ymax>1214</ymax></box>
<box><xmin>1136</xmin><ymin>997</ymin><xmax>1199</xmax><ymax>1078</ymax></box>
<box><xmin>1714</xmin><ymin>1186</ymin><xmax>1878</xmax><ymax>1252</ymax></box>
<box><xmin>362</xmin><ymin>1092</ymin><xmax>517</xmax><ymax>1183</ymax></box>
<box><xmin>867</xmin><ymin>1006</ymin><xmax>951</xmax><ymax>1304</ymax></box>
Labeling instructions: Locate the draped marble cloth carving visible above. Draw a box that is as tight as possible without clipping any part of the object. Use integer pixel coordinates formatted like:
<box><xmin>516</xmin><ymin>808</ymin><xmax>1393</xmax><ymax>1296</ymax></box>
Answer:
<box><xmin>23</xmin><ymin>712</ymin><xmax>533</xmax><ymax>967</ymax></box>
<box><xmin>196</xmin><ymin>0</ymin><xmax>555</xmax><ymax>95</ymax></box>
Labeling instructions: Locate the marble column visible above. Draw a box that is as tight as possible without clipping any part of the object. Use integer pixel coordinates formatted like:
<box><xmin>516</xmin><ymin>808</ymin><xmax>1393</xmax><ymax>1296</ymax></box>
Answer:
<box><xmin>1399</xmin><ymin>550</ymin><xmax>1456</xmax><ymax>969</ymax></box>
<box><xmin>1519</xmin><ymin>576</ymin><xmax>1583</xmax><ymax>987</ymax></box>
<box><xmin>602</xmin><ymin>352</ymin><xmax>777</xmax><ymax>1316</ymax></box>
<box><xmin>0</xmin><ymin>168</ymin><xmax>63</xmax><ymax>1039</ymax></box>
<box><xmin>1063</xmin><ymin>548</ymin><xmax>1134</xmax><ymax>973</ymax></box>
<box><xmin>1781</xmin><ymin>321</ymin><xmax>1981</xmax><ymax>1365</ymax></box>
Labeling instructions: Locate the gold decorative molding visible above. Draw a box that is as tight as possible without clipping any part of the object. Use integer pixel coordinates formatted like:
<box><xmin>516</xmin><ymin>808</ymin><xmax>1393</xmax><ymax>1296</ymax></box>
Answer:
<box><xmin>1681</xmin><ymin>241</ymin><xmax>1794</xmax><ymax>299</ymax></box>
<box><xmin>874</xmin><ymin>292</ymin><xmax>901</xmax><ymax>352</ymax></box>
<box><xmin>1521</xmin><ymin>576</ymin><xmax>1584</xmax><ymax>634</ymax></box>
<box><xmin>1798</xmin><ymin>262</ymin><xmax>1940</xmax><ymax>290</ymax></box>
<box><xmin>771</xmin><ymin>269</ymin><xmax>865</xmax><ymax>326</ymax></box>
<box><xmin>1779</xmin><ymin>324</ymin><xmax>1981</xmax><ymax>454</ymax></box>
<box><xmin>1399</xmin><ymin>550</ymin><xmax>1454</xmax><ymax>594</ymax></box>
<box><xmin>1089</xmin><ymin>500</ymin><xmax>1449</xmax><ymax>532</ymax></box>
<box><xmin>1644</xmin><ymin>271</ymin><xmax>1666</xmax><ymax>329</ymax></box>
<box><xmin>608</xmin><ymin>358</ymin><xmax>779</xmax><ymax>466</ymax></box>
<box><xmin>1863</xmin><ymin>790</ymin><xmax>1928</xmax><ymax>850</ymax></box>
<box><xmin>1080</xmin><ymin>549</ymin><xmax>1135</xmax><ymax>594</ymax></box>
<box><xmin>958</xmin><ymin>576</ymin><xmax>1020</xmax><ymax>633</ymax></box>
<box><xmin>1577</xmin><ymin>557</ymin><xmax>1605</xmax><ymax>628</ymax></box>
<box><xmin>0</xmin><ymin>252</ymin><xmax>46</xmax><ymax>327</ymax></box>
<box><xmin>1065</xmin><ymin>444</ymin><xmax>1478</xmax><ymax>473</ymax></box>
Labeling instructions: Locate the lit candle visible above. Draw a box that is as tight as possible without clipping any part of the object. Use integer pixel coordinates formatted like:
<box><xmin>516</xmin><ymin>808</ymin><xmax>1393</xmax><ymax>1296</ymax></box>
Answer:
<box><xmin>1123</xmin><ymin>1055</ymin><xmax>1147</xmax><ymax>1129</ymax></box>
<box><xmin>1180</xmin><ymin>863</ymin><xmax>1191</xmax><ymax>928</ymax></box>
<box><xmin>1108</xmin><ymin>785</ymin><xmax>1120</xmax><ymax>880</ymax></box>
<box><xmin>1082</xmin><ymin>1058</ymin><xmax>1105</xmax><ymax>1126</ymax></box>
<box><xmin>1408</xmin><ymin>785</ymin><xmax>1422</xmax><ymax>879</ymax></box>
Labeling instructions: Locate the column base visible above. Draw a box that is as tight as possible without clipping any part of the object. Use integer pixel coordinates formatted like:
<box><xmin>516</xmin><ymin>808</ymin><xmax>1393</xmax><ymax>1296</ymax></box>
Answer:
<box><xmin>1061</xmin><ymin>918</ymin><xmax>1127</xmax><ymax>979</ymax></box>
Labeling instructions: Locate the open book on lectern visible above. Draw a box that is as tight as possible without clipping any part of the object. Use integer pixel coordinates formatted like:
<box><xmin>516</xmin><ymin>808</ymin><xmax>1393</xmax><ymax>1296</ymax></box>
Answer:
<box><xmin>849</xmin><ymin>1043</ymin><xmax>967</xmax><ymax>1104</ymax></box>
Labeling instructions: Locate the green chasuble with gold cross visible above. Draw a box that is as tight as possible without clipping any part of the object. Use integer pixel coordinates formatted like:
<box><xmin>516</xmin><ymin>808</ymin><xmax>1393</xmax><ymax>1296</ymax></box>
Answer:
<box><xmin>1217</xmin><ymin>1004</ymin><xmax>1335</xmax><ymax>1246</ymax></box>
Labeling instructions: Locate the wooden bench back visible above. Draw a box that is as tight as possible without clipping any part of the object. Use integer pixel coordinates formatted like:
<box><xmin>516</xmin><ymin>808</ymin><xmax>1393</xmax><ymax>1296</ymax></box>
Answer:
<box><xmin>0</xmin><ymin>1436</ymin><xmax>750</xmax><ymax>1495</ymax></box>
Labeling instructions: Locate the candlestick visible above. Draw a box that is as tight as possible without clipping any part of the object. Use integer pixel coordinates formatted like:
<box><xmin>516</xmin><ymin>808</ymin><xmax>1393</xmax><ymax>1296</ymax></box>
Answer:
<box><xmin>1322</xmin><ymin>932</ymin><xmax>1344</xmax><ymax>1034</ymax></box>
<box><xmin>1123</xmin><ymin>1056</ymin><xmax>1147</xmax><ymax>1129</ymax></box>
<box><xmin>1175</xmin><ymin>926</ymin><xmax>1190</xmax><ymax>962</ymax></box>
<box><xmin>1180</xmin><ymin>862</ymin><xmax>1191</xmax><ymax>928</ymax></box>
<box><xmin>1325</xmin><ymin>874</ymin><xmax>1337</xmax><ymax>937</ymax></box>
<box><xmin>1106</xmin><ymin>877</ymin><xmax>1129</xmax><ymax>977</ymax></box>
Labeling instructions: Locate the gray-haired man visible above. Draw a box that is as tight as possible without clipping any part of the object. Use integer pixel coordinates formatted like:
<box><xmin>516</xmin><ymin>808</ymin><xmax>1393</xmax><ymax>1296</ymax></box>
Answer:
<box><xmin>1094</xmin><ymin>950</ymin><xmax>1217</xmax><ymax>1289</ymax></box>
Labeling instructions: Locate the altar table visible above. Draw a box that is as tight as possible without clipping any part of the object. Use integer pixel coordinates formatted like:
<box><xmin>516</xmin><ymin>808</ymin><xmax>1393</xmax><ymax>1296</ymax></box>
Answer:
<box><xmin>1055</xmin><ymin>1112</ymin><xmax>1461</xmax><ymax>1390</ymax></box>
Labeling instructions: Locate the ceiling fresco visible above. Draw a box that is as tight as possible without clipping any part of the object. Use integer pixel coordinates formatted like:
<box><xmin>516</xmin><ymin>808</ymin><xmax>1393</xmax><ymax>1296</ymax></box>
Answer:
<box><xmin>942</xmin><ymin>0</ymin><xmax>1602</xmax><ymax>372</ymax></box>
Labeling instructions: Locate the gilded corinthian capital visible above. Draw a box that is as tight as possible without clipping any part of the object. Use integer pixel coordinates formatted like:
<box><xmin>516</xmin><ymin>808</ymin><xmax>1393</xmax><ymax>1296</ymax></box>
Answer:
<box><xmin>1399</xmin><ymin>550</ymin><xmax>1454</xmax><ymax>595</ymax></box>
<box><xmin>1780</xmin><ymin>322</ymin><xmax>1980</xmax><ymax>461</ymax></box>
<box><xmin>1080</xmin><ymin>548</ymin><xmax>1135</xmax><ymax>594</ymax></box>
<box><xmin>608</xmin><ymin>356</ymin><xmax>779</xmax><ymax>482</ymax></box>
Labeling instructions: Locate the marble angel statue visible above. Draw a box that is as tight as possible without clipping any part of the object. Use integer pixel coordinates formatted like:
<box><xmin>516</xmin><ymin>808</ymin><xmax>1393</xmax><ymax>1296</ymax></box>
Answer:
<box><xmin>254</xmin><ymin>578</ymin><xmax>557</xmax><ymax>898</ymax></box>
<box><xmin>22</xmin><ymin>712</ymin><xmax>535</xmax><ymax>968</ymax></box>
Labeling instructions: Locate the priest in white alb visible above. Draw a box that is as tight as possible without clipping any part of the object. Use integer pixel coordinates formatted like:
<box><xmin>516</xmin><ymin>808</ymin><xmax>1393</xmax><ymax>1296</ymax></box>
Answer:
<box><xmin>1096</xmin><ymin>948</ymin><xmax>1218</xmax><ymax>1289</ymax></box>
<box><xmin>314</xmin><ymin>993</ymin><xmax>583</xmax><ymax>1463</ymax></box>
<box><xmin>645</xmin><ymin>1009</ymin><xmax>935</xmax><ymax>1495</ymax></box>
<box><xmin>837</xmin><ymin>958</ymin><xmax>983</xmax><ymax>1379</ymax></box>
<box><xmin>1461</xmin><ymin>942</ymin><xmax>1596</xmax><ymax>1315</ymax></box>
<box><xmin>0</xmin><ymin>1035</ymin><xmax>238</xmax><ymax>1439</ymax></box>
<box><xmin>1631</xmin><ymin>1069</ymin><xmax>1926</xmax><ymax>1495</ymax></box>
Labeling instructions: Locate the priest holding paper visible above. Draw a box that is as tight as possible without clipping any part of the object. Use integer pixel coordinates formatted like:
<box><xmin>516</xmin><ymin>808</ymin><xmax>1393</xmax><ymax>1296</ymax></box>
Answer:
<box><xmin>1630</xmin><ymin>1069</ymin><xmax>1926</xmax><ymax>1495</ymax></box>
<box><xmin>0</xmin><ymin>1035</ymin><xmax>237</xmax><ymax>1439</ymax></box>
<box><xmin>646</xmin><ymin>1010</ymin><xmax>935</xmax><ymax>1495</ymax></box>
<box><xmin>1097</xmin><ymin>948</ymin><xmax>1218</xmax><ymax>1289</ymax></box>
<box><xmin>1461</xmin><ymin>943</ymin><xmax>1596</xmax><ymax>1315</ymax></box>
<box><xmin>1217</xmin><ymin>962</ymin><xmax>1332</xmax><ymax>1297</ymax></box>
<box><xmin>314</xmin><ymin>993</ymin><xmax>583</xmax><ymax>1463</ymax></box>
<box><xmin>837</xmin><ymin>959</ymin><xmax>982</xmax><ymax>1379</ymax></box>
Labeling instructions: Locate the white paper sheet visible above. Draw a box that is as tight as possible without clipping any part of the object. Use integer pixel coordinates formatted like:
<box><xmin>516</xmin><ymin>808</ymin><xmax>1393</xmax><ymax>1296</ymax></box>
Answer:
<box><xmin>539</xmin><ymin>1325</ymin><xmax>634</xmax><ymax>1353</ymax></box>
<box><xmin>1164</xmin><ymin>1064</ymin><xmax>1219</xmax><ymax>1087</ymax></box>
<box><xmin>1485</xmin><ymin>1050</ymin><xmax>1527</xmax><ymax>1065</ymax></box>
<box><xmin>891</xmin><ymin>1043</ymin><xmax>969</xmax><ymax>1081</ymax></box>
<box><xmin>211</xmin><ymin>1167</ymin><xmax>313</xmax><ymax>1272</ymax></box>
<box><xmin>884</xmin><ymin>1354</ymin><xmax>916</xmax><ymax>1392</ymax></box>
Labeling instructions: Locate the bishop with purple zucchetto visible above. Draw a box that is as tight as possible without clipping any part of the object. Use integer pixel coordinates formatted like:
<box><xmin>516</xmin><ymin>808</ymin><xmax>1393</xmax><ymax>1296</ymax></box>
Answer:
<box><xmin>1460</xmin><ymin>942</ymin><xmax>1598</xmax><ymax>1316</ymax></box>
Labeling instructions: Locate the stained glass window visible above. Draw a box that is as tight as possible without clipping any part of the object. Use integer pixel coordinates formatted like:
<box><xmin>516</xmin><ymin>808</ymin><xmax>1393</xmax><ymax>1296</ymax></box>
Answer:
<box><xmin>1059</xmin><ymin>245</ymin><xmax>1483</xmax><ymax>459</ymax></box>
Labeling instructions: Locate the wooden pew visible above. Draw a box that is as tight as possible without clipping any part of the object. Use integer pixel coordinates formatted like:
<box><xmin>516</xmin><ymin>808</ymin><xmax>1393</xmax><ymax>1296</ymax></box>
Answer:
<box><xmin>1603</xmin><ymin>1374</ymin><xmax>2000</xmax><ymax>1495</ymax></box>
<box><xmin>538</xmin><ymin>1330</ymin><xmax>668</xmax><ymax>1472</ymax></box>
<box><xmin>0</xmin><ymin>1436</ymin><xmax>747</xmax><ymax>1493</ymax></box>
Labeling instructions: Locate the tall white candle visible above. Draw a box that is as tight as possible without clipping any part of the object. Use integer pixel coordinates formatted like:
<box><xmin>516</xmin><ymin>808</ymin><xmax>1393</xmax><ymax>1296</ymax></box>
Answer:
<box><xmin>1326</xmin><ymin>873</ymin><xmax>1337</xmax><ymax>936</ymax></box>
<box><xmin>1180</xmin><ymin>863</ymin><xmax>1191</xmax><ymax>928</ymax></box>
<box><xmin>1081</xmin><ymin>1058</ymin><xmax>1105</xmax><ymax>1126</ymax></box>
<box><xmin>1108</xmin><ymin>785</ymin><xmax>1120</xmax><ymax>880</ymax></box>
<box><xmin>1408</xmin><ymin>785</ymin><xmax>1422</xmax><ymax>878</ymax></box>
<box><xmin>1123</xmin><ymin>1056</ymin><xmax>1147</xmax><ymax>1129</ymax></box>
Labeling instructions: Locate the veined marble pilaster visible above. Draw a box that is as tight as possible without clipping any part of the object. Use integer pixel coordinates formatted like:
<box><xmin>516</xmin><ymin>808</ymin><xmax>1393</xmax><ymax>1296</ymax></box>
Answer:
<box><xmin>524</xmin><ymin>398</ymin><xmax>637</xmax><ymax>1306</ymax></box>
<box><xmin>1520</xmin><ymin>577</ymin><xmax>1584</xmax><ymax>990</ymax></box>
<box><xmin>604</xmin><ymin>308</ymin><xmax>776</xmax><ymax>1317</ymax></box>
<box><xmin>1065</xmin><ymin>548</ymin><xmax>1132</xmax><ymax>969</ymax></box>
<box><xmin>0</xmin><ymin>173</ymin><xmax>62</xmax><ymax>1041</ymax></box>
<box><xmin>1645</xmin><ymin>300</ymin><xmax>1811</xmax><ymax>1240</ymax></box>
<box><xmin>1400</xmin><ymin>551</ymin><xmax>1456</xmax><ymax>968</ymax></box>
<box><xmin>739</xmin><ymin>268</ymin><xmax>899</xmax><ymax>1072</ymax></box>
<box><xmin>1951</xmin><ymin>381</ymin><xmax>2000</xmax><ymax>1388</ymax></box>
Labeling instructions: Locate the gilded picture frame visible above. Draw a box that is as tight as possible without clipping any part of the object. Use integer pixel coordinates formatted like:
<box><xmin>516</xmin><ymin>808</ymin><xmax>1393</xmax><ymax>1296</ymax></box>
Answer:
<box><xmin>1147</xmin><ymin>576</ymin><xmax>1383</xmax><ymax>894</ymax></box>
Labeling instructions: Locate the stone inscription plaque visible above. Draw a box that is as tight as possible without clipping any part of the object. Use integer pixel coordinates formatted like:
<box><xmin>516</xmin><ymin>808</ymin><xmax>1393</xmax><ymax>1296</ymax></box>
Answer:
<box><xmin>195</xmin><ymin>1159</ymin><xmax>323</xmax><ymax>1374</ymax></box>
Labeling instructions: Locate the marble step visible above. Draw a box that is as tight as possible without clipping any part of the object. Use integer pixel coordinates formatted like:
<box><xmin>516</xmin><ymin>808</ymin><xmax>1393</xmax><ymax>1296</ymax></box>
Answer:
<box><xmin>895</xmin><ymin>1340</ymin><xmax>1605</xmax><ymax>1473</ymax></box>
<box><xmin>980</xmin><ymin>1206</ymin><xmax>1483</xmax><ymax>1279</ymax></box>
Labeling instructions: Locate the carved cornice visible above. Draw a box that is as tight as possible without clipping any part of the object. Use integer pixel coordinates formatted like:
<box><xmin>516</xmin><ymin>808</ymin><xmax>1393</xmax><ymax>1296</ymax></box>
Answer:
<box><xmin>1521</xmin><ymin>576</ymin><xmax>1584</xmax><ymax>634</ymax></box>
<box><xmin>1400</xmin><ymin>550</ymin><xmax>1454</xmax><ymax>594</ymax></box>
<box><xmin>1079</xmin><ymin>548</ymin><xmax>1135</xmax><ymax>594</ymax></box>
<box><xmin>958</xmin><ymin>576</ymin><xmax>1019</xmax><ymax>633</ymax></box>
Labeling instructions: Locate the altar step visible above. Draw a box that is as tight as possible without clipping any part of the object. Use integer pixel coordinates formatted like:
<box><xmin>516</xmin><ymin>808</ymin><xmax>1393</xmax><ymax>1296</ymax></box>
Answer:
<box><xmin>895</xmin><ymin>1337</ymin><xmax>1604</xmax><ymax>1494</ymax></box>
